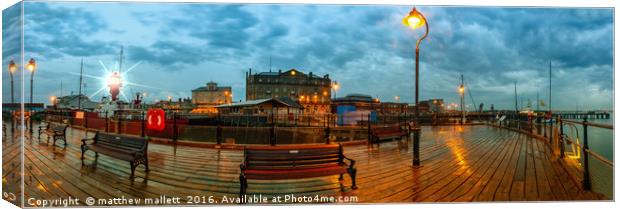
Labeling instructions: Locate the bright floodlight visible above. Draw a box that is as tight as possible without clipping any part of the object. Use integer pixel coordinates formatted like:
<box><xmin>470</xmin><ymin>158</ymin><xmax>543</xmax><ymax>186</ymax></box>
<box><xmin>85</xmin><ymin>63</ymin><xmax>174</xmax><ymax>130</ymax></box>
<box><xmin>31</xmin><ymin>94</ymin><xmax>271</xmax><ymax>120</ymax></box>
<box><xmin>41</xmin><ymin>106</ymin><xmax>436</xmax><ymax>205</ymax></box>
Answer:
<box><xmin>107</xmin><ymin>73</ymin><xmax>121</xmax><ymax>86</ymax></box>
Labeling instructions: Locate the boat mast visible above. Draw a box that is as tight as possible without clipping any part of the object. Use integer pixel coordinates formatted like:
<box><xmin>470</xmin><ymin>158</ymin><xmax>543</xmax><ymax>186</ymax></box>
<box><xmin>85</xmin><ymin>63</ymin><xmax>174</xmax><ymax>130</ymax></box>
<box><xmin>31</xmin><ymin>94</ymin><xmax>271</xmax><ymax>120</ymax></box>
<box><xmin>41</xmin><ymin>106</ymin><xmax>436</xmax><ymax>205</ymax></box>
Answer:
<box><xmin>514</xmin><ymin>81</ymin><xmax>518</xmax><ymax>112</ymax></box>
<box><xmin>549</xmin><ymin>60</ymin><xmax>552</xmax><ymax>113</ymax></box>
<box><xmin>78</xmin><ymin>58</ymin><xmax>84</xmax><ymax>109</ymax></box>
<box><xmin>119</xmin><ymin>46</ymin><xmax>124</xmax><ymax>73</ymax></box>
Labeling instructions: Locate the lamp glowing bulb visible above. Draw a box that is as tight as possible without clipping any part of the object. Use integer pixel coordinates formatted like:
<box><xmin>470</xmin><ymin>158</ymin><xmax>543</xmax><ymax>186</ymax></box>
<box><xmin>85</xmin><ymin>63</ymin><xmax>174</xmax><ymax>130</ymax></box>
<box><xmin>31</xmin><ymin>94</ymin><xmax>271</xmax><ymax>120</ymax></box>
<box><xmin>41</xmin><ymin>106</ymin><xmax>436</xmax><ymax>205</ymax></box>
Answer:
<box><xmin>8</xmin><ymin>60</ymin><xmax>17</xmax><ymax>73</ymax></box>
<box><xmin>403</xmin><ymin>7</ymin><xmax>426</xmax><ymax>30</ymax></box>
<box><xmin>26</xmin><ymin>58</ymin><xmax>36</xmax><ymax>72</ymax></box>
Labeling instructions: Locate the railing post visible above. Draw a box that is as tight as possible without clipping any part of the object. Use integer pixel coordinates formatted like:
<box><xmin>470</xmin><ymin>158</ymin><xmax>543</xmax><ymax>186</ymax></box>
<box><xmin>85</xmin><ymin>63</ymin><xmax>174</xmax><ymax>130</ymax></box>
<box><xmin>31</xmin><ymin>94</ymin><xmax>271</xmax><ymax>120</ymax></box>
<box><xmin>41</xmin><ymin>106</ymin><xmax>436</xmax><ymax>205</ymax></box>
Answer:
<box><xmin>117</xmin><ymin>111</ymin><xmax>122</xmax><ymax>134</ymax></box>
<box><xmin>216</xmin><ymin>112</ymin><xmax>222</xmax><ymax>145</ymax></box>
<box><xmin>543</xmin><ymin>119</ymin><xmax>547</xmax><ymax>138</ymax></box>
<box><xmin>367</xmin><ymin>114</ymin><xmax>371</xmax><ymax>143</ymax></box>
<box><xmin>549</xmin><ymin>114</ymin><xmax>553</xmax><ymax>145</ymax></box>
<box><xmin>173</xmin><ymin>112</ymin><xmax>178</xmax><ymax>141</ymax></box>
<box><xmin>141</xmin><ymin>111</ymin><xmax>145</xmax><ymax>137</ymax></box>
<box><xmin>269</xmin><ymin>114</ymin><xmax>276</xmax><ymax>146</ymax></box>
<box><xmin>517</xmin><ymin>113</ymin><xmax>520</xmax><ymax>130</ymax></box>
<box><xmin>582</xmin><ymin>118</ymin><xmax>591</xmax><ymax>190</ymax></box>
<box><xmin>324</xmin><ymin>118</ymin><xmax>331</xmax><ymax>144</ymax></box>
<box><xmin>559</xmin><ymin>116</ymin><xmax>564</xmax><ymax>158</ymax></box>
<box><xmin>530</xmin><ymin>117</ymin><xmax>533</xmax><ymax>134</ymax></box>
<box><xmin>105</xmin><ymin>111</ymin><xmax>109</xmax><ymax>132</ymax></box>
<box><xmin>84</xmin><ymin>110</ymin><xmax>89</xmax><ymax>129</ymax></box>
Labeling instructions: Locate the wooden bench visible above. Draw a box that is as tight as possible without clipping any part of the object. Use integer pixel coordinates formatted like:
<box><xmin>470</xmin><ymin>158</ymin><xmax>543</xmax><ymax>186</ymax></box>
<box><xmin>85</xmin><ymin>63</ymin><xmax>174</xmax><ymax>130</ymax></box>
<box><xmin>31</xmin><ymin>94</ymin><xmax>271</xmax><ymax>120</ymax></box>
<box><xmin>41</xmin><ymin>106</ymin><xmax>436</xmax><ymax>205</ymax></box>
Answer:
<box><xmin>38</xmin><ymin>122</ymin><xmax>68</xmax><ymax>146</ymax></box>
<box><xmin>81</xmin><ymin>132</ymin><xmax>149</xmax><ymax>178</ymax></box>
<box><xmin>369</xmin><ymin>123</ymin><xmax>408</xmax><ymax>144</ymax></box>
<box><xmin>239</xmin><ymin>144</ymin><xmax>357</xmax><ymax>197</ymax></box>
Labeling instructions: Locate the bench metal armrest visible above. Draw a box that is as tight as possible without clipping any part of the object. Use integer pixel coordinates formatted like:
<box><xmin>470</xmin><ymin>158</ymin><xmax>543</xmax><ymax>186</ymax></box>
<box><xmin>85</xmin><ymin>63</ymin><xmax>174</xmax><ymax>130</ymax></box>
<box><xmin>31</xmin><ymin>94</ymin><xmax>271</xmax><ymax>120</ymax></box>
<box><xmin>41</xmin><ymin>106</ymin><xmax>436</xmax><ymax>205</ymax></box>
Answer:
<box><xmin>38</xmin><ymin>123</ymin><xmax>49</xmax><ymax>131</ymax></box>
<box><xmin>133</xmin><ymin>150</ymin><xmax>146</xmax><ymax>159</ymax></box>
<box><xmin>342</xmin><ymin>155</ymin><xmax>356</xmax><ymax>168</ymax></box>
<box><xmin>239</xmin><ymin>160</ymin><xmax>247</xmax><ymax>172</ymax></box>
<box><xmin>81</xmin><ymin>138</ymin><xmax>95</xmax><ymax>146</ymax></box>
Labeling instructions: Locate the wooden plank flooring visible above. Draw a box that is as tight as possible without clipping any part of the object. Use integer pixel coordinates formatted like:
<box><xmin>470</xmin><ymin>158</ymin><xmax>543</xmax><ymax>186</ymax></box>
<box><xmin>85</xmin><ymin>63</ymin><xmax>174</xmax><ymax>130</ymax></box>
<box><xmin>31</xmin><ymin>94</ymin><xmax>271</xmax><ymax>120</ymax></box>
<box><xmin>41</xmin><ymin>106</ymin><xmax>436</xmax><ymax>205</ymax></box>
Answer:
<box><xmin>2</xmin><ymin>124</ymin><xmax>608</xmax><ymax>206</ymax></box>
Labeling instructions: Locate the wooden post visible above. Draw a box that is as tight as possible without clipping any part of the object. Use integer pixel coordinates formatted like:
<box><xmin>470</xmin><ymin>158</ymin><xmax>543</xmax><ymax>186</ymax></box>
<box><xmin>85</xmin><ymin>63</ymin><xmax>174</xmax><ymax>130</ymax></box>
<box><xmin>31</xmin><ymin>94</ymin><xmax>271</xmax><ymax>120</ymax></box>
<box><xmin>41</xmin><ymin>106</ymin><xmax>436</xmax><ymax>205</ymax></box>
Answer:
<box><xmin>582</xmin><ymin>118</ymin><xmax>591</xmax><ymax>190</ymax></box>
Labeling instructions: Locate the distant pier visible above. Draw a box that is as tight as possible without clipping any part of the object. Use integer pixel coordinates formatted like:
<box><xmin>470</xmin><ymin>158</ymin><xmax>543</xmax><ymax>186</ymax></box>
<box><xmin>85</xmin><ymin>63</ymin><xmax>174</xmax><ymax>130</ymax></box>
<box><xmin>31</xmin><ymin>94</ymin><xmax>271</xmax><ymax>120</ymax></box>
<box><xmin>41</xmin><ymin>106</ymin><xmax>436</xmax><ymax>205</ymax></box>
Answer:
<box><xmin>552</xmin><ymin>111</ymin><xmax>611</xmax><ymax>120</ymax></box>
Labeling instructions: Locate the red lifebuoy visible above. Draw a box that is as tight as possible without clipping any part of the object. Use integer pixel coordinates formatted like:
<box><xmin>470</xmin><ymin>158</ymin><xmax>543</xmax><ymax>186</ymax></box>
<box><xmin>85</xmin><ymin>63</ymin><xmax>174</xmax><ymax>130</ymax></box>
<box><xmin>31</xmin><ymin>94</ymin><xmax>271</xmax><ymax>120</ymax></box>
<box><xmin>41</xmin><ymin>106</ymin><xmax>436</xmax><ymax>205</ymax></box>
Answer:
<box><xmin>147</xmin><ymin>108</ymin><xmax>166</xmax><ymax>131</ymax></box>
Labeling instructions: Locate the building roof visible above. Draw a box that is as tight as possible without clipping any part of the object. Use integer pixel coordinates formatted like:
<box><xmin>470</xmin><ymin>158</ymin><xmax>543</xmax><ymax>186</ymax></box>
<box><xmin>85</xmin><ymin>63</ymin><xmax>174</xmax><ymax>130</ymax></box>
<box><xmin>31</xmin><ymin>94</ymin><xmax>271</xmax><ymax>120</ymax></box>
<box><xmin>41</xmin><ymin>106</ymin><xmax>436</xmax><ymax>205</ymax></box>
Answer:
<box><xmin>192</xmin><ymin>86</ymin><xmax>232</xmax><ymax>92</ymax></box>
<box><xmin>215</xmin><ymin>98</ymin><xmax>293</xmax><ymax>108</ymax></box>
<box><xmin>277</xmin><ymin>96</ymin><xmax>302</xmax><ymax>108</ymax></box>
<box><xmin>256</xmin><ymin>72</ymin><xmax>280</xmax><ymax>76</ymax></box>
<box><xmin>252</xmin><ymin>68</ymin><xmax>329</xmax><ymax>79</ymax></box>
<box><xmin>57</xmin><ymin>94</ymin><xmax>99</xmax><ymax>109</ymax></box>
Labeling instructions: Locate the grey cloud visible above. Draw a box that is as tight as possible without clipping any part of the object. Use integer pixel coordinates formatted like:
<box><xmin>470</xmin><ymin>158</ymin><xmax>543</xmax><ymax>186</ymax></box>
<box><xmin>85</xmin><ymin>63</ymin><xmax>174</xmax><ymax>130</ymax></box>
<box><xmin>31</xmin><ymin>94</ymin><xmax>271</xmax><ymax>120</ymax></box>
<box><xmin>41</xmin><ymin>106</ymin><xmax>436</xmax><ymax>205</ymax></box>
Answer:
<box><xmin>23</xmin><ymin>2</ymin><xmax>116</xmax><ymax>58</ymax></box>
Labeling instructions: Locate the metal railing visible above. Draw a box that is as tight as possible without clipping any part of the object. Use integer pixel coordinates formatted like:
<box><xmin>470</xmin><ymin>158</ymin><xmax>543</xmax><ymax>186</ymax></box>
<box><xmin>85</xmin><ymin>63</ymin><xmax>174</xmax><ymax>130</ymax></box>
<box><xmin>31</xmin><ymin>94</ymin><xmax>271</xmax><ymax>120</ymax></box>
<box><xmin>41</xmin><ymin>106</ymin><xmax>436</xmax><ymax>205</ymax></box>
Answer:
<box><xmin>489</xmin><ymin>113</ymin><xmax>613</xmax><ymax>197</ymax></box>
<box><xmin>559</xmin><ymin>117</ymin><xmax>613</xmax><ymax>198</ymax></box>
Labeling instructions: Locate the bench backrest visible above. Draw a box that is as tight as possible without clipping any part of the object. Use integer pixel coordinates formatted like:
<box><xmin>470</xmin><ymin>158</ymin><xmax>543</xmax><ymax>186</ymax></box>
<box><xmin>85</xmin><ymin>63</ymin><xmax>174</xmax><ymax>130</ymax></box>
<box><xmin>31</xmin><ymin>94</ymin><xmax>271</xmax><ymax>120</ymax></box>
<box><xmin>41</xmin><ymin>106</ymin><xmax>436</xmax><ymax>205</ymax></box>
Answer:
<box><xmin>371</xmin><ymin>124</ymin><xmax>404</xmax><ymax>134</ymax></box>
<box><xmin>50</xmin><ymin>123</ymin><xmax>68</xmax><ymax>132</ymax></box>
<box><xmin>94</xmin><ymin>132</ymin><xmax>148</xmax><ymax>152</ymax></box>
<box><xmin>243</xmin><ymin>144</ymin><xmax>343</xmax><ymax>170</ymax></box>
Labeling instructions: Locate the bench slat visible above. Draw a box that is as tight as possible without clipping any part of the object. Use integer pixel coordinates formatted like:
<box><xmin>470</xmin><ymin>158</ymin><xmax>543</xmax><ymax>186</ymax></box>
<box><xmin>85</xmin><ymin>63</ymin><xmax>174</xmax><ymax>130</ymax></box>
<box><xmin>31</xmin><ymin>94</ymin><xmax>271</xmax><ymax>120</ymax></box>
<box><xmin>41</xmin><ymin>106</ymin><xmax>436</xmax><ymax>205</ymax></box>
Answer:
<box><xmin>247</xmin><ymin>159</ymin><xmax>341</xmax><ymax>168</ymax></box>
<box><xmin>244</xmin><ymin>165</ymin><xmax>347</xmax><ymax>180</ymax></box>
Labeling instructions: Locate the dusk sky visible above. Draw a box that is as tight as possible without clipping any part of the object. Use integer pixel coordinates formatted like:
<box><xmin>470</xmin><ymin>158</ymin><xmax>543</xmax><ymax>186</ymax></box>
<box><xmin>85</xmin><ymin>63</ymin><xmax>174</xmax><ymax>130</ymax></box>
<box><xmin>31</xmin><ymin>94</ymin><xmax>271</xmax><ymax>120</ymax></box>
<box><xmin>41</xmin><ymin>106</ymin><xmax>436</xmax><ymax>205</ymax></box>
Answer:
<box><xmin>2</xmin><ymin>2</ymin><xmax>614</xmax><ymax>110</ymax></box>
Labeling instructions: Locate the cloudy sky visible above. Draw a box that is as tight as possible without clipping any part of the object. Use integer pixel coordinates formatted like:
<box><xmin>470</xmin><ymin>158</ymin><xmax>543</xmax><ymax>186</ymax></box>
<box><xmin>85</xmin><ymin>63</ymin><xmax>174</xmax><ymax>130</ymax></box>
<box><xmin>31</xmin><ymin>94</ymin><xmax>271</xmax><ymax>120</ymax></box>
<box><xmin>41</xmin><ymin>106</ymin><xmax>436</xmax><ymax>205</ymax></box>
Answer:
<box><xmin>2</xmin><ymin>1</ymin><xmax>614</xmax><ymax>110</ymax></box>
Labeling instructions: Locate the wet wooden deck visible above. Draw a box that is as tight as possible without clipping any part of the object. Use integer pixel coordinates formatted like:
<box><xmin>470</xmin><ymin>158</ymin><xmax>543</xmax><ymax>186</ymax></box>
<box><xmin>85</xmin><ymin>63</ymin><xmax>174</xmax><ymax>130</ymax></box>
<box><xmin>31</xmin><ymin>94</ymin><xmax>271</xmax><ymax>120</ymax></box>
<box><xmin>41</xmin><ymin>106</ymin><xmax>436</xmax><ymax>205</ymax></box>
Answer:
<box><xmin>2</xmin><ymin>124</ymin><xmax>607</xmax><ymax>206</ymax></box>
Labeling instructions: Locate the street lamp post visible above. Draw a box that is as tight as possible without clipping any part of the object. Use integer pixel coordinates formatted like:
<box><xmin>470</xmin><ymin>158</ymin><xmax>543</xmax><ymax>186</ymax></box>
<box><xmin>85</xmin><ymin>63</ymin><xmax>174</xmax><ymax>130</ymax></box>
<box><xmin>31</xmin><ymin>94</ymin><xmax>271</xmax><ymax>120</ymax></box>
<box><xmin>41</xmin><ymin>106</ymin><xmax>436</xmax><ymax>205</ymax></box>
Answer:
<box><xmin>8</xmin><ymin>60</ymin><xmax>17</xmax><ymax>131</ymax></box>
<box><xmin>403</xmin><ymin>7</ymin><xmax>428</xmax><ymax>166</ymax></box>
<box><xmin>26</xmin><ymin>58</ymin><xmax>36</xmax><ymax>135</ymax></box>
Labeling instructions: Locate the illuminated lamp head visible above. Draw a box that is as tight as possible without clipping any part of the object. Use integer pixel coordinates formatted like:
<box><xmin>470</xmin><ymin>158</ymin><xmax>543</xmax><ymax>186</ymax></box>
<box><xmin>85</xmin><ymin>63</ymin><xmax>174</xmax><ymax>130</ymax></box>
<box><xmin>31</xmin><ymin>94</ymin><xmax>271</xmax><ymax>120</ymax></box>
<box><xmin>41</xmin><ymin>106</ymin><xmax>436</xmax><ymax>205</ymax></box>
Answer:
<box><xmin>402</xmin><ymin>7</ymin><xmax>426</xmax><ymax>30</ymax></box>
